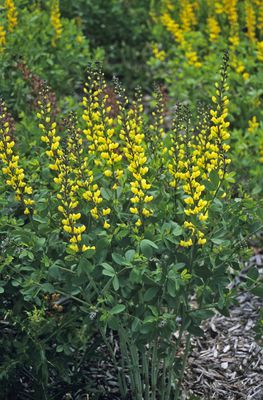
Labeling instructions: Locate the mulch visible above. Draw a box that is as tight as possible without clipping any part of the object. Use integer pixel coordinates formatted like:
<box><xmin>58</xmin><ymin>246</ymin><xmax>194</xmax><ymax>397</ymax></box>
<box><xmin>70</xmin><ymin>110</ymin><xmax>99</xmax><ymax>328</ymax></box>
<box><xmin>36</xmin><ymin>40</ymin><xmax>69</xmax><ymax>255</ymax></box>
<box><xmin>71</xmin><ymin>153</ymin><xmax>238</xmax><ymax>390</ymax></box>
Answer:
<box><xmin>182</xmin><ymin>251</ymin><xmax>263</xmax><ymax>400</ymax></box>
<box><xmin>183</xmin><ymin>292</ymin><xmax>263</xmax><ymax>400</ymax></box>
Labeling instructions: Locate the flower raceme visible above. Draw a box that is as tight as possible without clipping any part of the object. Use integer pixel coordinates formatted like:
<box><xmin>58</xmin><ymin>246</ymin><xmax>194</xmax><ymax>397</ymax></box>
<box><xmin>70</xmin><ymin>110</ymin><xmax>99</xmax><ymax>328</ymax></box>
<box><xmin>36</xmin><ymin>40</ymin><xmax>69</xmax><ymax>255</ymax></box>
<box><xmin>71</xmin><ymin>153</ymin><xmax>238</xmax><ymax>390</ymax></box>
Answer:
<box><xmin>160</xmin><ymin>10</ymin><xmax>201</xmax><ymax>68</ymax></box>
<box><xmin>0</xmin><ymin>25</ymin><xmax>6</xmax><ymax>52</ymax></box>
<box><xmin>167</xmin><ymin>52</ymin><xmax>231</xmax><ymax>246</ymax></box>
<box><xmin>158</xmin><ymin>0</ymin><xmax>263</xmax><ymax>74</ymax></box>
<box><xmin>0</xmin><ymin>100</ymin><xmax>34</xmax><ymax>214</ymax></box>
<box><xmin>50</xmin><ymin>0</ymin><xmax>62</xmax><ymax>47</ymax></box>
<box><xmin>117</xmin><ymin>87</ymin><xmax>153</xmax><ymax>228</ymax></box>
<box><xmin>36</xmin><ymin>92</ymin><xmax>93</xmax><ymax>253</ymax></box>
<box><xmin>5</xmin><ymin>0</ymin><xmax>18</xmax><ymax>32</ymax></box>
<box><xmin>1</xmin><ymin>58</ymin><xmax>231</xmax><ymax>253</ymax></box>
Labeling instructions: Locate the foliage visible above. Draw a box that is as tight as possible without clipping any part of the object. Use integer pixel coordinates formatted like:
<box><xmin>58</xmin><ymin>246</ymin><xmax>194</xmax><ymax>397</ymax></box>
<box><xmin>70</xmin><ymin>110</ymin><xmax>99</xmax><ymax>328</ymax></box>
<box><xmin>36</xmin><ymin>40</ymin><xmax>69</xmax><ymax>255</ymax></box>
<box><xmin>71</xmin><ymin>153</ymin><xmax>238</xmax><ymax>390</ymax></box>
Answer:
<box><xmin>0</xmin><ymin>1</ymin><xmax>262</xmax><ymax>398</ymax></box>
<box><xmin>0</xmin><ymin>55</ymin><xmax>262</xmax><ymax>398</ymax></box>
<box><xmin>148</xmin><ymin>0</ymin><xmax>263</xmax><ymax>194</ymax></box>
<box><xmin>0</xmin><ymin>0</ymin><xmax>103</xmax><ymax>113</ymax></box>
<box><xmin>57</xmin><ymin>0</ymin><xmax>153</xmax><ymax>90</ymax></box>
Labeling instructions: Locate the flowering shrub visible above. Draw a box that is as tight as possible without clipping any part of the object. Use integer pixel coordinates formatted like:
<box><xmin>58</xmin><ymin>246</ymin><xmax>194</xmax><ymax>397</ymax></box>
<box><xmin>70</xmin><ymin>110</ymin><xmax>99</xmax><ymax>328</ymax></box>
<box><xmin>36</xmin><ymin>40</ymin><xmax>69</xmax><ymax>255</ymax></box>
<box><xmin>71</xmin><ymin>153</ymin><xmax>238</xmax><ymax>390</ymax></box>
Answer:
<box><xmin>1</xmin><ymin>55</ymin><xmax>262</xmax><ymax>398</ymax></box>
<box><xmin>149</xmin><ymin>0</ymin><xmax>263</xmax><ymax>193</ymax></box>
<box><xmin>0</xmin><ymin>0</ymin><xmax>103</xmax><ymax>112</ymax></box>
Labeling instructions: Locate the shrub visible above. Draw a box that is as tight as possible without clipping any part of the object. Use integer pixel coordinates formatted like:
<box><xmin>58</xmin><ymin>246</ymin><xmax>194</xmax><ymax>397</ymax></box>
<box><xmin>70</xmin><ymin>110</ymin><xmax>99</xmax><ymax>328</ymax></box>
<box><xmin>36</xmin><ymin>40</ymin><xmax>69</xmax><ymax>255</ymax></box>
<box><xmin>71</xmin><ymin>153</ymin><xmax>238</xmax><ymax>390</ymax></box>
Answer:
<box><xmin>1</xmin><ymin>54</ymin><xmax>262</xmax><ymax>398</ymax></box>
<box><xmin>148</xmin><ymin>0</ymin><xmax>263</xmax><ymax>194</ymax></box>
<box><xmin>0</xmin><ymin>0</ymin><xmax>103</xmax><ymax>113</ymax></box>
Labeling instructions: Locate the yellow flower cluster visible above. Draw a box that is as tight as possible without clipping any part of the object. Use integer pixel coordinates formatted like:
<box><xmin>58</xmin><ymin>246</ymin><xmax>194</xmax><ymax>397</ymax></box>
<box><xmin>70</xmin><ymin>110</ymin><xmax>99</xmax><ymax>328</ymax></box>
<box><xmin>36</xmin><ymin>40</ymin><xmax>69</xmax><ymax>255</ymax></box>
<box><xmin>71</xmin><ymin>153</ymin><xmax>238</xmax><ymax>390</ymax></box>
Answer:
<box><xmin>119</xmin><ymin>91</ymin><xmax>153</xmax><ymax>227</ymax></box>
<box><xmin>0</xmin><ymin>25</ymin><xmax>6</xmax><ymax>52</ymax></box>
<box><xmin>248</xmin><ymin>116</ymin><xmax>259</xmax><ymax>134</ymax></box>
<box><xmin>258</xmin><ymin>1</ymin><xmax>263</xmax><ymax>33</ymax></box>
<box><xmin>185</xmin><ymin>49</ymin><xmax>202</xmax><ymax>68</ymax></box>
<box><xmin>149</xmin><ymin>88</ymin><xmax>167</xmax><ymax>171</ymax></box>
<box><xmin>168</xmin><ymin>113</ymin><xmax>208</xmax><ymax>247</ymax></box>
<box><xmin>245</xmin><ymin>1</ymin><xmax>256</xmax><ymax>42</ymax></box>
<box><xmin>179</xmin><ymin>0</ymin><xmax>197</xmax><ymax>33</ymax></box>
<box><xmin>160</xmin><ymin>12</ymin><xmax>184</xmax><ymax>44</ymax></box>
<box><xmin>5</xmin><ymin>0</ymin><xmax>18</xmax><ymax>32</ymax></box>
<box><xmin>210</xmin><ymin>81</ymin><xmax>231</xmax><ymax>178</ymax></box>
<box><xmin>224</xmin><ymin>0</ymin><xmax>239</xmax><ymax>47</ymax></box>
<box><xmin>0</xmin><ymin>101</ymin><xmax>34</xmax><ymax>214</ymax></box>
<box><xmin>55</xmin><ymin>152</ymin><xmax>89</xmax><ymax>253</ymax></box>
<box><xmin>231</xmin><ymin>55</ymin><xmax>250</xmax><ymax>80</ymax></box>
<box><xmin>83</xmin><ymin>69</ymin><xmax>122</xmax><ymax>183</ymax></box>
<box><xmin>82</xmin><ymin>68</ymin><xmax>123</xmax><ymax>226</ymax></box>
<box><xmin>214</xmin><ymin>1</ymin><xmax>224</xmax><ymax>14</ymax></box>
<box><xmin>207</xmin><ymin>16</ymin><xmax>221</xmax><ymax>42</ymax></box>
<box><xmin>160</xmin><ymin>11</ymin><xmax>201</xmax><ymax>68</ymax></box>
<box><xmin>167</xmin><ymin>53</ymin><xmax>231</xmax><ymax>247</ymax></box>
<box><xmin>37</xmin><ymin>95</ymin><xmax>92</xmax><ymax>252</ymax></box>
<box><xmin>159</xmin><ymin>0</ymin><xmax>263</xmax><ymax>71</ymax></box>
<box><xmin>37</xmin><ymin>93</ymin><xmax>61</xmax><ymax>168</ymax></box>
<box><xmin>151</xmin><ymin>43</ymin><xmax>166</xmax><ymax>62</ymax></box>
<box><xmin>50</xmin><ymin>0</ymin><xmax>62</xmax><ymax>47</ymax></box>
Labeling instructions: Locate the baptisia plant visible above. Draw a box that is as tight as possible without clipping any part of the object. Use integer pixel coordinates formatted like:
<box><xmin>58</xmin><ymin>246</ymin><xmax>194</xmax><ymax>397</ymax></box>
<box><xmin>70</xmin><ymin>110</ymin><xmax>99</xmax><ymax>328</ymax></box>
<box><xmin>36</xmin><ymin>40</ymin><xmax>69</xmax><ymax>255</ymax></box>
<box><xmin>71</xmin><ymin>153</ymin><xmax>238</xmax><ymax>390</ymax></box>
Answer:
<box><xmin>1</xmin><ymin>53</ymin><xmax>259</xmax><ymax>398</ymax></box>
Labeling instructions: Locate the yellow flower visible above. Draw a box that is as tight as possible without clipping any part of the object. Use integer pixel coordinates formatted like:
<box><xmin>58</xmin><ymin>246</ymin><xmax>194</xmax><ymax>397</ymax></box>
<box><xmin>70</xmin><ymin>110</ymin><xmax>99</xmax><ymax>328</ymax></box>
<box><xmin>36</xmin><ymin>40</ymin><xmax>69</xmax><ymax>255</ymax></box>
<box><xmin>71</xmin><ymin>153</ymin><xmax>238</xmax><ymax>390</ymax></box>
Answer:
<box><xmin>130</xmin><ymin>207</ymin><xmax>139</xmax><ymax>214</ymax></box>
<box><xmin>180</xmin><ymin>239</ymin><xmax>193</xmax><ymax>247</ymax></box>
<box><xmin>248</xmin><ymin>116</ymin><xmax>259</xmax><ymax>134</ymax></box>
<box><xmin>104</xmin><ymin>169</ymin><xmax>113</xmax><ymax>177</ymax></box>
<box><xmin>207</xmin><ymin>16</ymin><xmax>221</xmax><ymax>42</ymax></box>
<box><xmin>0</xmin><ymin>101</ymin><xmax>34</xmax><ymax>213</ymax></box>
<box><xmin>102</xmin><ymin>208</ymin><xmax>111</xmax><ymax>216</ymax></box>
<box><xmin>0</xmin><ymin>25</ymin><xmax>6</xmax><ymax>51</ymax></box>
<box><xmin>50</xmin><ymin>0</ymin><xmax>62</xmax><ymax>46</ymax></box>
<box><xmin>5</xmin><ymin>0</ymin><xmax>18</xmax><ymax>32</ymax></box>
<box><xmin>103</xmin><ymin>221</ymin><xmax>110</xmax><ymax>229</ymax></box>
<box><xmin>245</xmin><ymin>0</ymin><xmax>256</xmax><ymax>42</ymax></box>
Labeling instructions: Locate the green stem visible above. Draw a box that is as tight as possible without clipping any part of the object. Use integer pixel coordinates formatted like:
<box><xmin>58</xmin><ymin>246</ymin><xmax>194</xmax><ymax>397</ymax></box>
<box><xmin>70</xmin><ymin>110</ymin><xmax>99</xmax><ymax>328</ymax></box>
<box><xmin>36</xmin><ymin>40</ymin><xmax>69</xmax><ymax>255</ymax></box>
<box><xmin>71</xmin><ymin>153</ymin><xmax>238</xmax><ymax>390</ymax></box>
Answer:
<box><xmin>100</xmin><ymin>327</ymin><xmax>127</xmax><ymax>399</ymax></box>
<box><xmin>142</xmin><ymin>349</ymin><xmax>150</xmax><ymax>400</ymax></box>
<box><xmin>165</xmin><ymin>323</ymin><xmax>184</xmax><ymax>400</ymax></box>
<box><xmin>151</xmin><ymin>338</ymin><xmax>159</xmax><ymax>400</ymax></box>
<box><xmin>119</xmin><ymin>329</ymin><xmax>138</xmax><ymax>399</ymax></box>
<box><xmin>161</xmin><ymin>357</ymin><xmax>167</xmax><ymax>400</ymax></box>
<box><xmin>129</xmin><ymin>341</ymin><xmax>143</xmax><ymax>399</ymax></box>
<box><xmin>174</xmin><ymin>333</ymin><xmax>191</xmax><ymax>400</ymax></box>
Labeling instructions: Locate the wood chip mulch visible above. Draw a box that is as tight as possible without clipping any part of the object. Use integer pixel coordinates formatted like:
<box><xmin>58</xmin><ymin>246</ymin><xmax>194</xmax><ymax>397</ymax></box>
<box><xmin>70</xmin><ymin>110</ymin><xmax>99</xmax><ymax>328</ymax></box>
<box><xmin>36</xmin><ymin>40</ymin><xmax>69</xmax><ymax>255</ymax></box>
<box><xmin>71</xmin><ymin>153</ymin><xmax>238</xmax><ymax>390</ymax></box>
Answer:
<box><xmin>182</xmin><ymin>252</ymin><xmax>263</xmax><ymax>400</ymax></box>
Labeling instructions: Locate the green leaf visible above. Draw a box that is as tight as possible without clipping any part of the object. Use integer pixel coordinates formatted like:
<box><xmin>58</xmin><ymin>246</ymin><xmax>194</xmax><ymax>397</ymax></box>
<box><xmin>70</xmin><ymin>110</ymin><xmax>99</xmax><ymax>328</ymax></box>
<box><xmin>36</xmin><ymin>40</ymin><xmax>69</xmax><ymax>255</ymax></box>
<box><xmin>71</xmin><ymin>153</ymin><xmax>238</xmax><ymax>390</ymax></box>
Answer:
<box><xmin>209</xmin><ymin>170</ymin><xmax>219</xmax><ymax>189</ymax></box>
<box><xmin>131</xmin><ymin>317</ymin><xmax>141</xmax><ymax>332</ymax></box>
<box><xmin>101</xmin><ymin>263</ymin><xmax>115</xmax><ymax>277</ymax></box>
<box><xmin>95</xmin><ymin>237</ymin><xmax>110</xmax><ymax>264</ymax></box>
<box><xmin>191</xmin><ymin>309</ymin><xmax>214</xmax><ymax>320</ymax></box>
<box><xmin>251</xmin><ymin>285</ymin><xmax>263</xmax><ymax>298</ymax></box>
<box><xmin>194</xmin><ymin>264</ymin><xmax>212</xmax><ymax>279</ymax></box>
<box><xmin>110</xmin><ymin>304</ymin><xmax>126</xmax><ymax>314</ymax></box>
<box><xmin>112</xmin><ymin>252</ymin><xmax>130</xmax><ymax>266</ymax></box>
<box><xmin>247</xmin><ymin>266</ymin><xmax>259</xmax><ymax>282</ymax></box>
<box><xmin>113</xmin><ymin>276</ymin><xmax>119</xmax><ymax>291</ymax></box>
<box><xmin>48</xmin><ymin>265</ymin><xmax>60</xmax><ymax>279</ymax></box>
<box><xmin>125</xmin><ymin>249</ymin><xmax>136</xmax><ymax>262</ymax></box>
<box><xmin>143</xmin><ymin>287</ymin><xmax>159</xmax><ymax>302</ymax></box>
<box><xmin>40</xmin><ymin>283</ymin><xmax>54</xmax><ymax>293</ymax></box>
<box><xmin>100</xmin><ymin>187</ymin><xmax>111</xmax><ymax>200</ymax></box>
<box><xmin>172</xmin><ymin>223</ymin><xmax>183</xmax><ymax>236</ymax></box>
<box><xmin>101</xmin><ymin>262</ymin><xmax>115</xmax><ymax>272</ymax></box>
<box><xmin>188</xmin><ymin>323</ymin><xmax>204</xmax><ymax>336</ymax></box>
<box><xmin>140</xmin><ymin>239</ymin><xmax>158</xmax><ymax>258</ymax></box>
<box><xmin>211</xmin><ymin>238</ymin><xmax>225</xmax><ymax>245</ymax></box>
<box><xmin>167</xmin><ymin>279</ymin><xmax>176</xmax><ymax>297</ymax></box>
<box><xmin>33</xmin><ymin>215</ymin><xmax>48</xmax><ymax>224</ymax></box>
